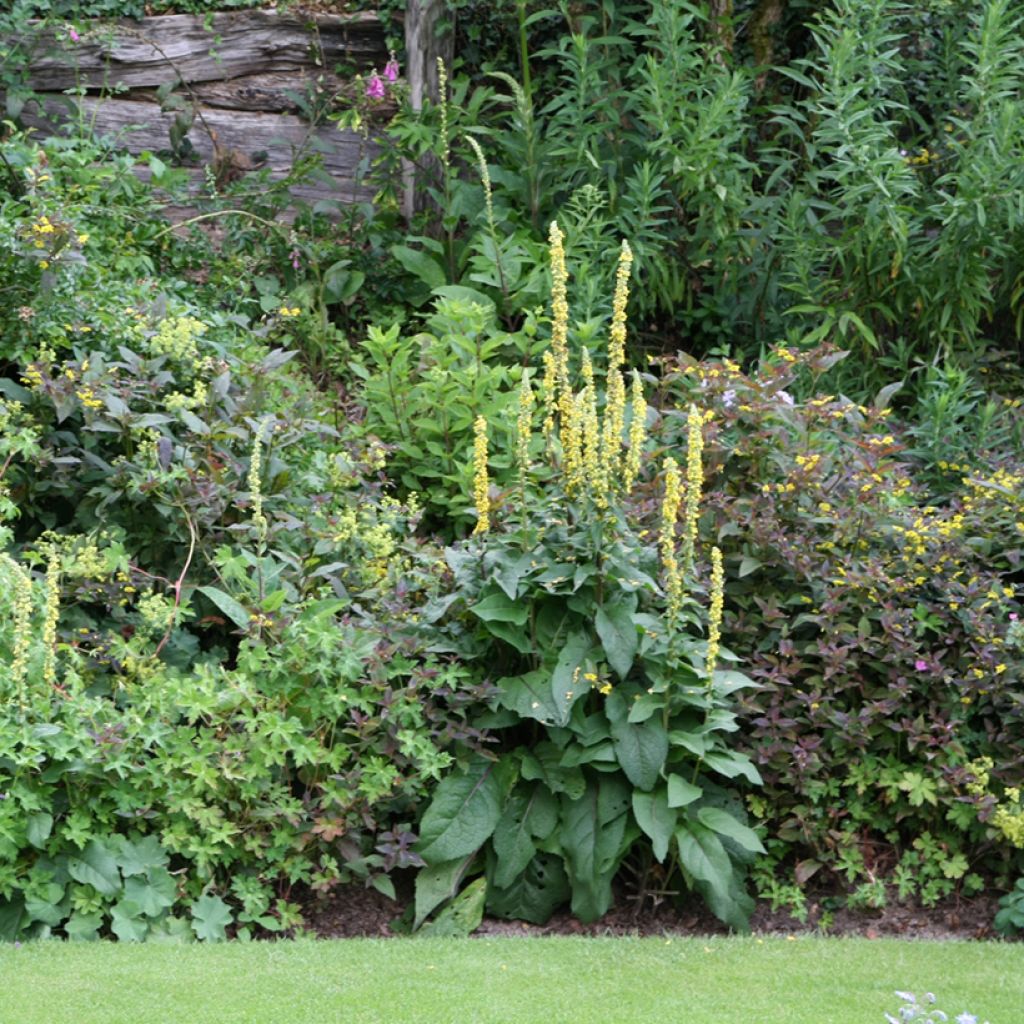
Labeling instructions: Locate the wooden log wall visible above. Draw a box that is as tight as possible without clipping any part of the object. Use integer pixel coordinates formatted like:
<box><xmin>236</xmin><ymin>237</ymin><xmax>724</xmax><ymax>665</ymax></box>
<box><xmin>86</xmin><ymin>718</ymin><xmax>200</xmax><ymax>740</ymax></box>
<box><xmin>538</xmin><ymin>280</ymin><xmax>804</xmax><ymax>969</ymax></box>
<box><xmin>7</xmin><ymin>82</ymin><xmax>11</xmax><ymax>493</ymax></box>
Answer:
<box><xmin>17</xmin><ymin>9</ymin><xmax>393</xmax><ymax>211</ymax></box>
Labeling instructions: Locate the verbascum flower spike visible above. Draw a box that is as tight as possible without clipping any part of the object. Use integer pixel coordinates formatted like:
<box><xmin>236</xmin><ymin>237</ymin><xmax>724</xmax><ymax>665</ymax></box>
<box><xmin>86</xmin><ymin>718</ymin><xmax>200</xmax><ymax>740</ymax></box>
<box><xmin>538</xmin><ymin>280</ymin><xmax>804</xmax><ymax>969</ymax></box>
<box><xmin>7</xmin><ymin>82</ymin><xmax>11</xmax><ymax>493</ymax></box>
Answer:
<box><xmin>623</xmin><ymin>370</ymin><xmax>647</xmax><ymax>494</ymax></box>
<box><xmin>42</xmin><ymin>550</ymin><xmax>61</xmax><ymax>689</ymax></box>
<box><xmin>706</xmin><ymin>546</ymin><xmax>725</xmax><ymax>683</ymax></box>
<box><xmin>541</xmin><ymin>350</ymin><xmax>557</xmax><ymax>438</ymax></box>
<box><xmin>680</xmin><ymin>404</ymin><xmax>705</xmax><ymax>573</ymax></box>
<box><xmin>660</xmin><ymin>457</ymin><xmax>683</xmax><ymax>625</ymax></box>
<box><xmin>437</xmin><ymin>57</ymin><xmax>450</xmax><ymax>170</ymax></box>
<box><xmin>465</xmin><ymin>135</ymin><xmax>496</xmax><ymax>243</ymax></box>
<box><xmin>472</xmin><ymin>415</ymin><xmax>491</xmax><ymax>535</ymax></box>
<box><xmin>580</xmin><ymin>349</ymin><xmax>604</xmax><ymax>504</ymax></box>
<box><xmin>515</xmin><ymin>372</ymin><xmax>534</xmax><ymax>484</ymax></box>
<box><xmin>608</xmin><ymin>239</ymin><xmax>633</xmax><ymax>374</ymax></box>
<box><xmin>548</xmin><ymin>221</ymin><xmax>573</xmax><ymax>447</ymax></box>
<box><xmin>248</xmin><ymin>423</ymin><xmax>268</xmax><ymax>544</ymax></box>
<box><xmin>563</xmin><ymin>393</ymin><xmax>585</xmax><ymax>498</ymax></box>
<box><xmin>602</xmin><ymin>365</ymin><xmax>626</xmax><ymax>484</ymax></box>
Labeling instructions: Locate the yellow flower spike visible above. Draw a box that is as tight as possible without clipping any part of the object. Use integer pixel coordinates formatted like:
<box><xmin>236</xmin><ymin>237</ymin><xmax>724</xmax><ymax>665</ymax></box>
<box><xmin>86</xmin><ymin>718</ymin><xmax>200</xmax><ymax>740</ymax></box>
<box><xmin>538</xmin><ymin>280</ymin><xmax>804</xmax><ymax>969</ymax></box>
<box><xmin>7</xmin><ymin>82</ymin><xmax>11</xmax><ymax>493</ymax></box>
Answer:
<box><xmin>540</xmin><ymin>349</ymin><xmax>558</xmax><ymax>438</ymax></box>
<box><xmin>681</xmin><ymin>404</ymin><xmax>705</xmax><ymax>574</ymax></box>
<box><xmin>471</xmin><ymin>415</ymin><xmax>491</xmax><ymax>535</ymax></box>
<box><xmin>602</xmin><ymin>365</ymin><xmax>627</xmax><ymax>484</ymax></box>
<box><xmin>548</xmin><ymin>221</ymin><xmax>574</xmax><ymax>453</ymax></box>
<box><xmin>41</xmin><ymin>550</ymin><xmax>62</xmax><ymax>689</ymax></box>
<box><xmin>248</xmin><ymin>423</ymin><xmax>268</xmax><ymax>545</ymax></box>
<box><xmin>564</xmin><ymin>393</ymin><xmax>586</xmax><ymax>498</ymax></box>
<box><xmin>623</xmin><ymin>370</ymin><xmax>647</xmax><ymax>494</ymax></box>
<box><xmin>660</xmin><ymin>457</ymin><xmax>684</xmax><ymax>625</ymax></box>
<box><xmin>608</xmin><ymin>239</ymin><xmax>633</xmax><ymax>374</ymax></box>
<box><xmin>706</xmin><ymin>546</ymin><xmax>724</xmax><ymax>683</ymax></box>
<box><xmin>580</xmin><ymin>349</ymin><xmax>604</xmax><ymax>504</ymax></box>
<box><xmin>515</xmin><ymin>372</ymin><xmax>534</xmax><ymax>485</ymax></box>
<box><xmin>436</xmin><ymin>57</ymin><xmax>450</xmax><ymax>171</ymax></box>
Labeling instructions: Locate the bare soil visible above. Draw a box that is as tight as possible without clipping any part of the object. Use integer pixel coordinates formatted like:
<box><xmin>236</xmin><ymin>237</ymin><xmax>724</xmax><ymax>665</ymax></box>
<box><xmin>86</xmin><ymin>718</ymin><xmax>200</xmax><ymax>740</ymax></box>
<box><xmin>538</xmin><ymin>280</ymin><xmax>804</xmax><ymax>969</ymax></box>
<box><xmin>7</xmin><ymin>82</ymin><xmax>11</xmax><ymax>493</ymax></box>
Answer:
<box><xmin>303</xmin><ymin>883</ymin><xmax>1005</xmax><ymax>942</ymax></box>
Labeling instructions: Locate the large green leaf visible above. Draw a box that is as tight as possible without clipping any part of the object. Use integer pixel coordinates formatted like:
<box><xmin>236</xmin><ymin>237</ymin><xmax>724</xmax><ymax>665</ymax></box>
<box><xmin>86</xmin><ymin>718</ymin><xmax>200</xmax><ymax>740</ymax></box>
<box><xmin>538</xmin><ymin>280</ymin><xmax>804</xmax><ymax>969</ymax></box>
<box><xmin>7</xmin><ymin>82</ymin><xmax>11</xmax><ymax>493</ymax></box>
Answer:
<box><xmin>632</xmin><ymin>788</ymin><xmax>677</xmax><ymax>863</ymax></box>
<box><xmin>498</xmin><ymin>671</ymin><xmax>566</xmax><ymax>726</ymax></box>
<box><xmin>417</xmin><ymin>759</ymin><xmax>504</xmax><ymax>864</ymax></box>
<box><xmin>701</xmin><ymin>750</ymin><xmax>763</xmax><ymax>785</ymax></box>
<box><xmin>67</xmin><ymin>841</ymin><xmax>121</xmax><ymax>897</ymax></box>
<box><xmin>124</xmin><ymin>869</ymin><xmax>177</xmax><ymax>918</ymax></box>
<box><xmin>110</xmin><ymin>900</ymin><xmax>149</xmax><ymax>942</ymax></box>
<box><xmin>26</xmin><ymin>812</ymin><xmax>53</xmax><ymax>849</ymax></box>
<box><xmin>676</xmin><ymin>823</ymin><xmax>732</xmax><ymax>901</ymax></box>
<box><xmin>417</xmin><ymin>878</ymin><xmax>486</xmax><ymax>937</ymax></box>
<box><xmin>560</xmin><ymin>775</ymin><xmax>631</xmax><ymax>922</ymax></box>
<box><xmin>486</xmin><ymin>853</ymin><xmax>570</xmax><ymax>925</ymax></box>
<box><xmin>64</xmin><ymin>910</ymin><xmax>102</xmax><ymax>942</ymax></box>
<box><xmin>595</xmin><ymin>594</ymin><xmax>639</xmax><ymax>679</ymax></box>
<box><xmin>414</xmin><ymin>854</ymin><xmax>474</xmax><ymax>929</ymax></box>
<box><xmin>696</xmin><ymin>807</ymin><xmax>766</xmax><ymax>854</ymax></box>
<box><xmin>548</xmin><ymin>631</ymin><xmax>592</xmax><ymax>727</ymax></box>
<box><xmin>520</xmin><ymin>743</ymin><xmax>585</xmax><ymax>800</ymax></box>
<box><xmin>470</xmin><ymin>590</ymin><xmax>529</xmax><ymax>625</ymax></box>
<box><xmin>492</xmin><ymin>787</ymin><xmax>559</xmax><ymax>889</ymax></box>
<box><xmin>24</xmin><ymin>883</ymin><xmax>65</xmax><ymax>928</ymax></box>
<box><xmin>609</xmin><ymin>705</ymin><xmax>669</xmax><ymax>792</ymax></box>
<box><xmin>391</xmin><ymin>243</ymin><xmax>446</xmax><ymax>288</ymax></box>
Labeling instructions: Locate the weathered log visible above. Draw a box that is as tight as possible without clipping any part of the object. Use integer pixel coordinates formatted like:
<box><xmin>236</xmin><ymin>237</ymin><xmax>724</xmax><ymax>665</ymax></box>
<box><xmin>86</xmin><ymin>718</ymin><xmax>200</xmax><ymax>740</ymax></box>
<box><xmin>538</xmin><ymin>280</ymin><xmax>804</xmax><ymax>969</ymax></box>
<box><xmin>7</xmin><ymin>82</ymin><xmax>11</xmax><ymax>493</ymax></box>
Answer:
<box><xmin>21</xmin><ymin>94</ymin><xmax>379</xmax><ymax>205</ymax></box>
<box><xmin>21</xmin><ymin>10</ymin><xmax>388</xmax><ymax>92</ymax></box>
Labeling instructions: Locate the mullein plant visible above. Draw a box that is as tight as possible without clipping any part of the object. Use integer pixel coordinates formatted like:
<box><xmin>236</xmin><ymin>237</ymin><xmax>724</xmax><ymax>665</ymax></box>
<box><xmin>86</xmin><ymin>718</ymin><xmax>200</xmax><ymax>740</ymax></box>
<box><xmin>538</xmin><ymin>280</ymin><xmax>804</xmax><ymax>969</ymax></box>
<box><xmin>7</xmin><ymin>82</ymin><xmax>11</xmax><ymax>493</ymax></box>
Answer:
<box><xmin>415</xmin><ymin>225</ymin><xmax>763</xmax><ymax>935</ymax></box>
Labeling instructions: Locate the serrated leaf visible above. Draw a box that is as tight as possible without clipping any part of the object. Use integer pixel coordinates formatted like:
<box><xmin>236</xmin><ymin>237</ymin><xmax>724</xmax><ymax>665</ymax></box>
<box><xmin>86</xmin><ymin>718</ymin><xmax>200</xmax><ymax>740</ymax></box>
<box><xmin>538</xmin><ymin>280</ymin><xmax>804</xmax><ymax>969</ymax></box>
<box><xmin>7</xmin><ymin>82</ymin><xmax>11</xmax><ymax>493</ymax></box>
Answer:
<box><xmin>115</xmin><ymin>835</ymin><xmax>169</xmax><ymax>878</ymax></box>
<box><xmin>110</xmin><ymin>900</ymin><xmax>149</xmax><ymax>942</ymax></box>
<box><xmin>64</xmin><ymin>910</ymin><xmax>102</xmax><ymax>942</ymax></box>
<box><xmin>124</xmin><ymin>869</ymin><xmax>176</xmax><ymax>917</ymax></box>
<box><xmin>191</xmin><ymin>895</ymin><xmax>232</xmax><ymax>942</ymax></box>
<box><xmin>416</xmin><ymin>759</ymin><xmax>503</xmax><ymax>864</ymax></box>
<box><xmin>696</xmin><ymin>807</ymin><xmax>766</xmax><ymax>854</ymax></box>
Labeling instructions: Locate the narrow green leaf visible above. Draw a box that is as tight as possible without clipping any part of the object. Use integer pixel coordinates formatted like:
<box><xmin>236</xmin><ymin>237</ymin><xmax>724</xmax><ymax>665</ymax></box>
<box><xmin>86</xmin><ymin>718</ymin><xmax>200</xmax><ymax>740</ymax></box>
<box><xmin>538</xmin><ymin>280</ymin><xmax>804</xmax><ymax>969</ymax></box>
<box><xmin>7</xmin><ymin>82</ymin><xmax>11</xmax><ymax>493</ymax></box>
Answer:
<box><xmin>197</xmin><ymin>586</ymin><xmax>250</xmax><ymax>630</ymax></box>
<box><xmin>632</xmin><ymin>788</ymin><xmax>677</xmax><ymax>862</ymax></box>
<box><xmin>595</xmin><ymin>594</ymin><xmax>639</xmax><ymax>679</ymax></box>
<box><xmin>697</xmin><ymin>807</ymin><xmax>766</xmax><ymax>854</ymax></box>
<box><xmin>667</xmin><ymin>773</ymin><xmax>702</xmax><ymax>808</ymax></box>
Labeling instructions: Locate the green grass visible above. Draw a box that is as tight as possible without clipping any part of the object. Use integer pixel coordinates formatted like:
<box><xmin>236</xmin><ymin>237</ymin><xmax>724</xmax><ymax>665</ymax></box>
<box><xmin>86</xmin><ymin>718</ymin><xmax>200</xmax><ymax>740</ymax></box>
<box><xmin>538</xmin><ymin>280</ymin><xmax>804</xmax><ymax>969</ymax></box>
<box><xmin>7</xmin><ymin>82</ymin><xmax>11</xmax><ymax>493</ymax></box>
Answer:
<box><xmin>2</xmin><ymin>936</ymin><xmax>1021</xmax><ymax>1023</ymax></box>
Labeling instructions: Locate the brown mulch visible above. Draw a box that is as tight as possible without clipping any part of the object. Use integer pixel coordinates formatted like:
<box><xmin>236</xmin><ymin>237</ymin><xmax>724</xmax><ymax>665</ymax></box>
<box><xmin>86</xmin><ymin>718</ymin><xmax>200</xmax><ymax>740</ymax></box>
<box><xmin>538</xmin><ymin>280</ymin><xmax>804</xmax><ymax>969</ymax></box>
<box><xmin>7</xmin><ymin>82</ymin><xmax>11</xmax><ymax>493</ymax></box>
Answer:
<box><xmin>303</xmin><ymin>882</ymin><xmax>1004</xmax><ymax>942</ymax></box>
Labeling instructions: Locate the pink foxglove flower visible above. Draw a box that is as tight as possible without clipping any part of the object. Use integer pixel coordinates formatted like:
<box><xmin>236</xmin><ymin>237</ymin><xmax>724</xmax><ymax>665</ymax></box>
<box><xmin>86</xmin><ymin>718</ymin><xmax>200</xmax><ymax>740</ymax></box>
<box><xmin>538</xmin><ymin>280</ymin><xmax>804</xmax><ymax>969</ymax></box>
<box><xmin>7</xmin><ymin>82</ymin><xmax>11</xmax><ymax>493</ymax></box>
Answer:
<box><xmin>365</xmin><ymin>73</ymin><xmax>386</xmax><ymax>100</ymax></box>
<box><xmin>914</xmin><ymin>659</ymin><xmax>928</xmax><ymax>672</ymax></box>
<box><xmin>67</xmin><ymin>26</ymin><xmax>80</xmax><ymax>42</ymax></box>
<box><xmin>384</xmin><ymin>56</ymin><xmax>400</xmax><ymax>83</ymax></box>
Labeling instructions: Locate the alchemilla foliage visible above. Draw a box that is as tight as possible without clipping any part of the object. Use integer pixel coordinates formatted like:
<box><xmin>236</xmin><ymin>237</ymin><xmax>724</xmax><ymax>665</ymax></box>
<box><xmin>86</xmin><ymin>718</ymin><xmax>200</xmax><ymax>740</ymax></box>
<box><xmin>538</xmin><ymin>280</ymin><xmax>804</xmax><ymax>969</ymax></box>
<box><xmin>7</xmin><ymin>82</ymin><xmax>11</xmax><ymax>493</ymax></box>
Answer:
<box><xmin>1</xmin><ymin>0</ymin><xmax>1024</xmax><ymax>944</ymax></box>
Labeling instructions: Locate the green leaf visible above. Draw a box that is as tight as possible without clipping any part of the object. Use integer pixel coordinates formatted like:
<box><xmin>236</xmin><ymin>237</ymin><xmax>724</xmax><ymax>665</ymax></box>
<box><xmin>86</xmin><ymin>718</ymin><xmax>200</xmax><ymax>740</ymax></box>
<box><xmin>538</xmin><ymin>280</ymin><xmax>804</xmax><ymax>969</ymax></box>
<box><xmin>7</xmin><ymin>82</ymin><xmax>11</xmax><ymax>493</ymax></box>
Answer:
<box><xmin>191</xmin><ymin>895</ymin><xmax>232</xmax><ymax>942</ymax></box>
<box><xmin>676</xmin><ymin>823</ymin><xmax>732</xmax><ymax>901</ymax></box>
<box><xmin>110</xmin><ymin>900</ymin><xmax>149</xmax><ymax>942</ymax></box>
<box><xmin>609</xmin><ymin>708</ymin><xmax>669</xmax><ymax>791</ymax></box>
<box><xmin>416</xmin><ymin>759</ymin><xmax>504</xmax><ymax>864</ymax></box>
<box><xmin>67</xmin><ymin>840</ymin><xmax>121</xmax><ymax>897</ymax></box>
<box><xmin>392</xmin><ymin>244</ymin><xmax>446</xmax><ymax>289</ymax></box>
<box><xmin>414</xmin><ymin>854</ymin><xmax>474</xmax><ymax>929</ymax></box>
<box><xmin>148</xmin><ymin>916</ymin><xmax>194</xmax><ymax>943</ymax></box>
<box><xmin>560</xmin><ymin>775</ymin><xmax>631</xmax><ymax>923</ymax></box>
<box><xmin>124</xmin><ymin>869</ymin><xmax>177</xmax><ymax>917</ymax></box>
<box><xmin>696</xmin><ymin>807</ymin><xmax>766</xmax><ymax>854</ymax></box>
<box><xmin>470</xmin><ymin>590</ymin><xmax>529</xmax><ymax>625</ymax></box>
<box><xmin>487</xmin><ymin>852</ymin><xmax>570</xmax><ymax>925</ymax></box>
<box><xmin>632</xmin><ymin>788</ymin><xmax>677</xmax><ymax>862</ymax></box>
<box><xmin>595</xmin><ymin>594</ymin><xmax>638</xmax><ymax>679</ymax></box>
<box><xmin>197</xmin><ymin>586</ymin><xmax>250</xmax><ymax>630</ymax></box>
<box><xmin>417</xmin><ymin>877</ymin><xmax>486</xmax><ymax>937</ymax></box>
<box><xmin>64</xmin><ymin>910</ymin><xmax>102</xmax><ymax>942</ymax></box>
<box><xmin>492</xmin><ymin>787</ymin><xmax>558</xmax><ymax>889</ymax></box>
<box><xmin>24</xmin><ymin>883</ymin><xmax>65</xmax><ymax>928</ymax></box>
<box><xmin>26</xmin><ymin>812</ymin><xmax>53</xmax><ymax>849</ymax></box>
<box><xmin>498</xmin><ymin>671</ymin><xmax>565</xmax><ymax>726</ymax></box>
<box><xmin>520</xmin><ymin>743</ymin><xmax>586</xmax><ymax>800</ymax></box>
<box><xmin>701</xmin><ymin>750</ymin><xmax>762</xmax><ymax>785</ymax></box>
<box><xmin>115</xmin><ymin>835</ymin><xmax>169</xmax><ymax>878</ymax></box>
<box><xmin>549</xmin><ymin>631</ymin><xmax>592</xmax><ymax>727</ymax></box>
<box><xmin>667</xmin><ymin>774</ymin><xmax>702</xmax><ymax>808</ymax></box>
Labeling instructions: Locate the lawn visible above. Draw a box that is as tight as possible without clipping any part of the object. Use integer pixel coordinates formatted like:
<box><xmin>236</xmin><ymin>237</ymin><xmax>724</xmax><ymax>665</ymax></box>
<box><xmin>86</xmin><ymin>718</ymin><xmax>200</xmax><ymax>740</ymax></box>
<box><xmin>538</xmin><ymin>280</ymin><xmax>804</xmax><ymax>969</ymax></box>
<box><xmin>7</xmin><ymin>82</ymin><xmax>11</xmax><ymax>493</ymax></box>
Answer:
<box><xmin>2</xmin><ymin>936</ymin><xmax>1021</xmax><ymax>1024</ymax></box>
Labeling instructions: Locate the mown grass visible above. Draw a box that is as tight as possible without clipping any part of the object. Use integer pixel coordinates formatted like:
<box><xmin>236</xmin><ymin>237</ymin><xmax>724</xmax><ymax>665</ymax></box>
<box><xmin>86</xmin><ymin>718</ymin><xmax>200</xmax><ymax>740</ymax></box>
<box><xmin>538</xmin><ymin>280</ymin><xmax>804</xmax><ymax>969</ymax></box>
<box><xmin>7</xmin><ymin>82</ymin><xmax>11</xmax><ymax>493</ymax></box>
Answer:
<box><xmin>2</xmin><ymin>936</ymin><xmax>1021</xmax><ymax>1024</ymax></box>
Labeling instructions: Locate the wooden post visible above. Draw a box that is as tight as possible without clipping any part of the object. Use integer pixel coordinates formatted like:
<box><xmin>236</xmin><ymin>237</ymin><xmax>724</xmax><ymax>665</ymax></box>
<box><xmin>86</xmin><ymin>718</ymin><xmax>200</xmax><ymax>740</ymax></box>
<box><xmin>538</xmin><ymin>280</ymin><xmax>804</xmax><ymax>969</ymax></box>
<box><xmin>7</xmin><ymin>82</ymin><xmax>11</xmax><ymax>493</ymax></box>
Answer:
<box><xmin>403</xmin><ymin>0</ymin><xmax>453</xmax><ymax>221</ymax></box>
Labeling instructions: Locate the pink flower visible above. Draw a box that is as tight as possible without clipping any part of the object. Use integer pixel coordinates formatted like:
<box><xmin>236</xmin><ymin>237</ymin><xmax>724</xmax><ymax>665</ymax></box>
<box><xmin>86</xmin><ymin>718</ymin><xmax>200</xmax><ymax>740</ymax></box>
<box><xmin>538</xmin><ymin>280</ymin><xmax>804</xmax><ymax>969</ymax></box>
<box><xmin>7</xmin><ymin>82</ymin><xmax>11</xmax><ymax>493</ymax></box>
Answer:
<box><xmin>914</xmin><ymin>659</ymin><xmax>928</xmax><ymax>671</ymax></box>
<box><xmin>1011</xmin><ymin>613</ymin><xmax>1019</xmax><ymax>622</ymax></box>
<box><xmin>384</xmin><ymin>56</ymin><xmax>400</xmax><ymax>83</ymax></box>
<box><xmin>67</xmin><ymin>26</ymin><xmax>80</xmax><ymax>43</ymax></box>
<box><xmin>365</xmin><ymin>73</ymin><xmax>386</xmax><ymax>100</ymax></box>
<box><xmin>290</xmin><ymin>248</ymin><xmax>300</xmax><ymax>270</ymax></box>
